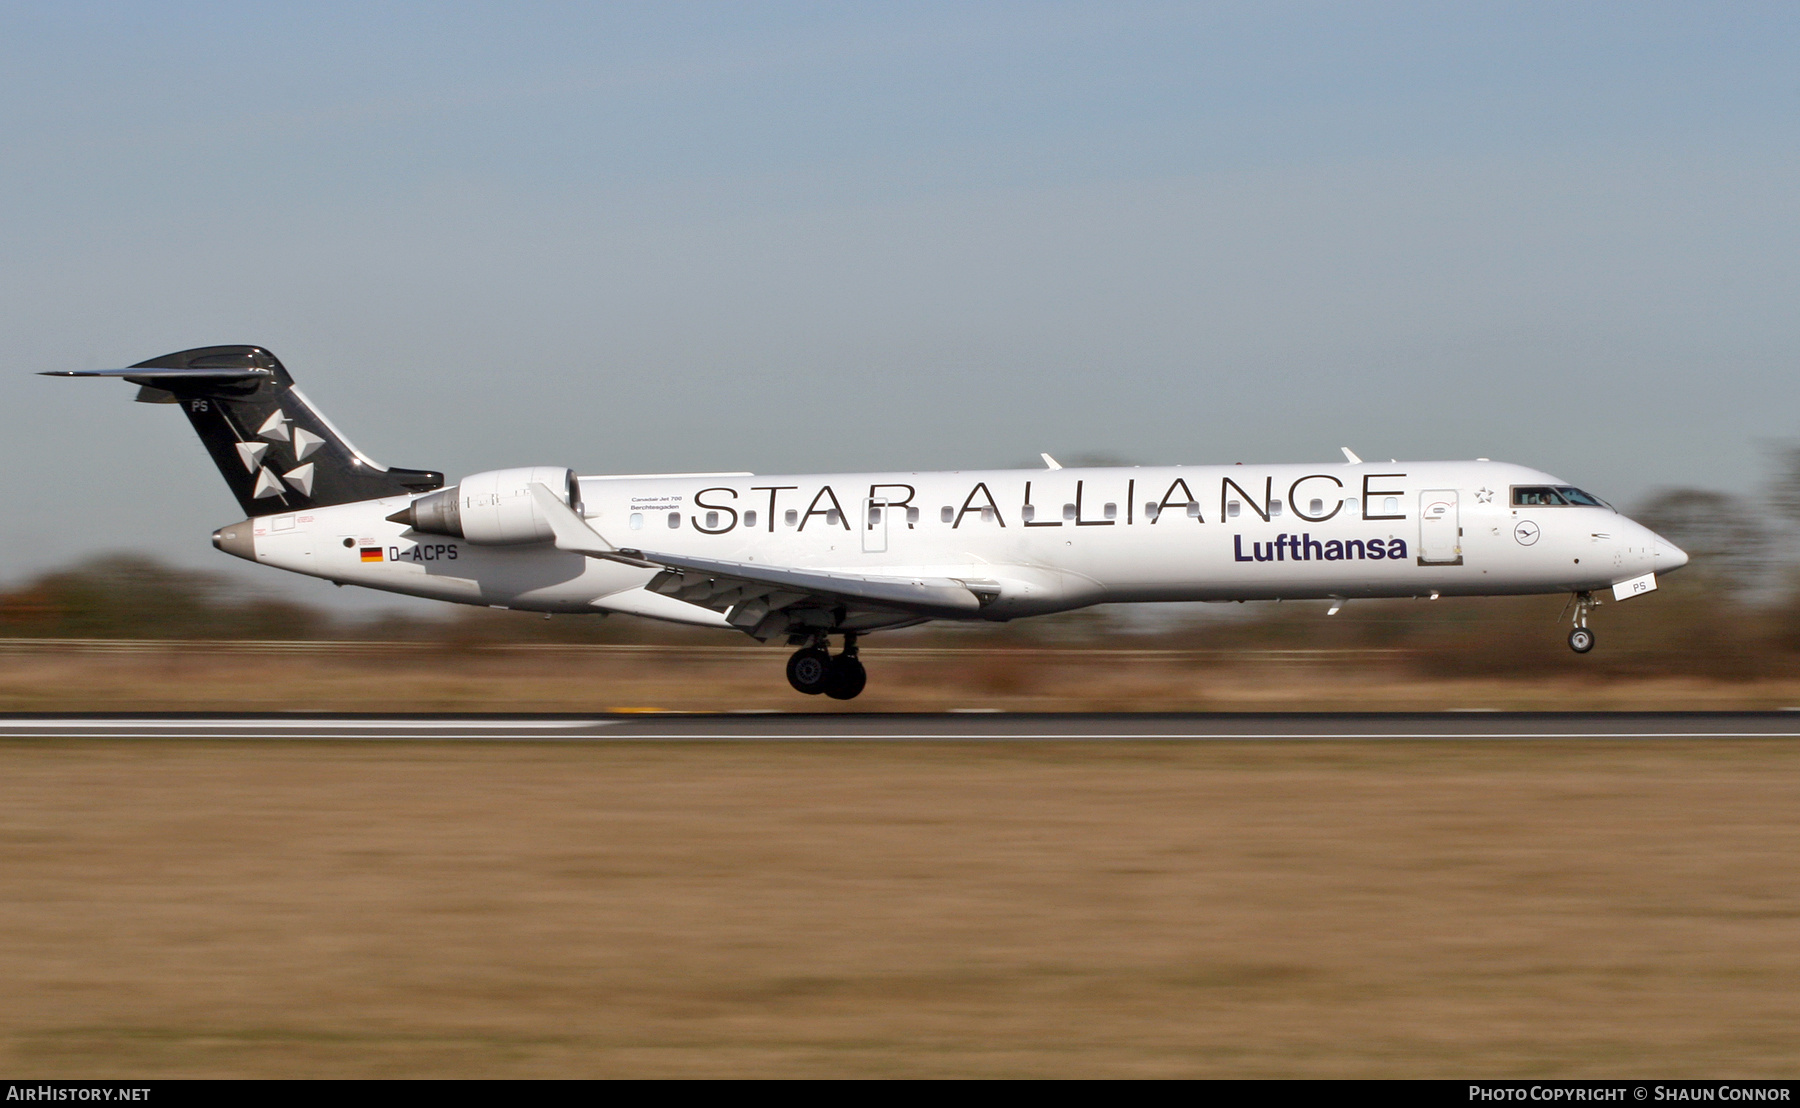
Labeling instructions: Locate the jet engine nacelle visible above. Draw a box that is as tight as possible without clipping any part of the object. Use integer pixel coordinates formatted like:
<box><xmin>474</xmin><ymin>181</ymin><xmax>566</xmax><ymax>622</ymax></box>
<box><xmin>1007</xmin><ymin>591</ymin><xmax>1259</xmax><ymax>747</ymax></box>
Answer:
<box><xmin>388</xmin><ymin>466</ymin><xmax>580</xmax><ymax>545</ymax></box>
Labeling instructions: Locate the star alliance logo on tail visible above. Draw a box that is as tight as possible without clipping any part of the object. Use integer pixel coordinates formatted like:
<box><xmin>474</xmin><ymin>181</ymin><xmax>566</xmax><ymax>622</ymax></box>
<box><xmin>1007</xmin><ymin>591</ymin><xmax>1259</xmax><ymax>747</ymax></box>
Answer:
<box><xmin>231</xmin><ymin>406</ymin><xmax>329</xmax><ymax>500</ymax></box>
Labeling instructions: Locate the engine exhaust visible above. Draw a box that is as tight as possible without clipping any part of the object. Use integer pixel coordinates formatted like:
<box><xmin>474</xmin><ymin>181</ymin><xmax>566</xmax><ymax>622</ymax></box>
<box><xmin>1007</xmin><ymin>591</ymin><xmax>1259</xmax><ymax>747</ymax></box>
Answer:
<box><xmin>387</xmin><ymin>486</ymin><xmax>462</xmax><ymax>537</ymax></box>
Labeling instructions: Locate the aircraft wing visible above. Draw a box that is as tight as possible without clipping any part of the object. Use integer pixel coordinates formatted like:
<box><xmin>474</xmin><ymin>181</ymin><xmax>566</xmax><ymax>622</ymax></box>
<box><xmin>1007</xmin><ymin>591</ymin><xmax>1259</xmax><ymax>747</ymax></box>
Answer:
<box><xmin>528</xmin><ymin>483</ymin><xmax>994</xmax><ymax>636</ymax></box>
<box><xmin>628</xmin><ymin>552</ymin><xmax>987</xmax><ymax>615</ymax></box>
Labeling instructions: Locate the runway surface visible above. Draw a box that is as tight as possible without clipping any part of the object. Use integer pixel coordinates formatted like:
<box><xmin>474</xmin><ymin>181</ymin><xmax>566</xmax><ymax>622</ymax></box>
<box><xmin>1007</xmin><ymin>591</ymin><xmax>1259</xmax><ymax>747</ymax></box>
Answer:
<box><xmin>3</xmin><ymin>712</ymin><xmax>1800</xmax><ymax>741</ymax></box>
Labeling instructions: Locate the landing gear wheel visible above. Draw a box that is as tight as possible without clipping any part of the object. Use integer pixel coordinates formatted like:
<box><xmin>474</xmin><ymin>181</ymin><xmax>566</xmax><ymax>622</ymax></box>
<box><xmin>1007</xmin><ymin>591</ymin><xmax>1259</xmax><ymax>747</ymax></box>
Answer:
<box><xmin>786</xmin><ymin>647</ymin><xmax>832</xmax><ymax>695</ymax></box>
<box><xmin>823</xmin><ymin>655</ymin><xmax>867</xmax><ymax>701</ymax></box>
<box><xmin>1568</xmin><ymin>627</ymin><xmax>1595</xmax><ymax>654</ymax></box>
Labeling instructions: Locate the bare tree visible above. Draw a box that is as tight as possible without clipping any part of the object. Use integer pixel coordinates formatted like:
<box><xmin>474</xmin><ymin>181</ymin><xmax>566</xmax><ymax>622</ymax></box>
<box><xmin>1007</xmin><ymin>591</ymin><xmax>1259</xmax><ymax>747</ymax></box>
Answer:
<box><xmin>1633</xmin><ymin>488</ymin><xmax>1772</xmax><ymax>596</ymax></box>
<box><xmin>1767</xmin><ymin>443</ymin><xmax>1800</xmax><ymax>530</ymax></box>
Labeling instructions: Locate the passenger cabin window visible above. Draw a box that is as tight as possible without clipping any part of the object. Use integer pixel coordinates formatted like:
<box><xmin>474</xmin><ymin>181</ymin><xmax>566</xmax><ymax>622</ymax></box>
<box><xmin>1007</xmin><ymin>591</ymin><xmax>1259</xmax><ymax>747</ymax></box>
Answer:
<box><xmin>1186</xmin><ymin>501</ymin><xmax>1201</xmax><ymax>518</ymax></box>
<box><xmin>667</xmin><ymin>512</ymin><xmax>681</xmax><ymax>529</ymax></box>
<box><xmin>906</xmin><ymin>507</ymin><xmax>920</xmax><ymax>525</ymax></box>
<box><xmin>1383</xmin><ymin>497</ymin><xmax>1399</xmax><ymax>515</ymax></box>
<box><xmin>1022</xmin><ymin>504</ymin><xmax>1036</xmax><ymax>523</ymax></box>
<box><xmin>785</xmin><ymin>509</ymin><xmax>799</xmax><ymax>527</ymax></box>
<box><xmin>940</xmin><ymin>506</ymin><xmax>954</xmax><ymax>523</ymax></box>
<box><xmin>1144</xmin><ymin>502</ymin><xmax>1159</xmax><ymax>520</ymax></box>
<box><xmin>1103</xmin><ymin>502</ymin><xmax>1117</xmax><ymax>520</ymax></box>
<box><xmin>1227</xmin><ymin>500</ymin><xmax>1241</xmax><ymax>518</ymax></box>
<box><xmin>825</xmin><ymin>509</ymin><xmax>841</xmax><ymax>527</ymax></box>
<box><xmin>1309</xmin><ymin>498</ymin><xmax>1325</xmax><ymax>515</ymax></box>
<box><xmin>869</xmin><ymin>507</ymin><xmax>882</xmax><ymax>525</ymax></box>
<box><xmin>1344</xmin><ymin>498</ymin><xmax>1359</xmax><ymax>513</ymax></box>
<box><xmin>1269</xmin><ymin>499</ymin><xmax>1283</xmax><ymax>517</ymax></box>
<box><xmin>1063</xmin><ymin>503</ymin><xmax>1077</xmax><ymax>521</ymax></box>
<box><xmin>629</xmin><ymin>513</ymin><xmax>643</xmax><ymax>530</ymax></box>
<box><xmin>1512</xmin><ymin>486</ymin><xmax>1569</xmax><ymax>507</ymax></box>
<box><xmin>705</xmin><ymin>511</ymin><xmax>719</xmax><ymax>529</ymax></box>
<box><xmin>744</xmin><ymin>510</ymin><xmax>757</xmax><ymax>529</ymax></box>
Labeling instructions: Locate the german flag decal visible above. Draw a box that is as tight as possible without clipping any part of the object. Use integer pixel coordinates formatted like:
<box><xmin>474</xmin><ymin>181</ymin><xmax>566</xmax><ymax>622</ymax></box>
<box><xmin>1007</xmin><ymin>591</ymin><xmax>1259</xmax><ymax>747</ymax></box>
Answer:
<box><xmin>360</xmin><ymin>547</ymin><xmax>384</xmax><ymax>563</ymax></box>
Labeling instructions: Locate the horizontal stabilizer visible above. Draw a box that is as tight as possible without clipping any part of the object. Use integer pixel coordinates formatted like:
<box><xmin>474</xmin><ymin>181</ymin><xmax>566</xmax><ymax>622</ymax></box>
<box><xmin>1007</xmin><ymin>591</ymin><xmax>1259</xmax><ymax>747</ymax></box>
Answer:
<box><xmin>40</xmin><ymin>367</ymin><xmax>271</xmax><ymax>380</ymax></box>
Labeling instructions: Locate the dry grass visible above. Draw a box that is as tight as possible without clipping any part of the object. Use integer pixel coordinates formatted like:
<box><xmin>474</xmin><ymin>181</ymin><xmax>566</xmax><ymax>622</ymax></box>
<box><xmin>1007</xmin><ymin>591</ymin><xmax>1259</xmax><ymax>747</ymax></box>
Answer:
<box><xmin>4</xmin><ymin>649</ymin><xmax>1800</xmax><ymax>712</ymax></box>
<box><xmin>2</xmin><ymin>738</ymin><xmax>1799</xmax><ymax>1076</ymax></box>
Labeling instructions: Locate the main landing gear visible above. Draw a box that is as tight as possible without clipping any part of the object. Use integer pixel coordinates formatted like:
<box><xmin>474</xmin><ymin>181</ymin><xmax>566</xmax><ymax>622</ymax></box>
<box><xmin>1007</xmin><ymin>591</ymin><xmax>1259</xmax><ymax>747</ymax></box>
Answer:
<box><xmin>1567</xmin><ymin>590</ymin><xmax>1598</xmax><ymax>654</ymax></box>
<box><xmin>786</xmin><ymin>634</ymin><xmax>867</xmax><ymax>700</ymax></box>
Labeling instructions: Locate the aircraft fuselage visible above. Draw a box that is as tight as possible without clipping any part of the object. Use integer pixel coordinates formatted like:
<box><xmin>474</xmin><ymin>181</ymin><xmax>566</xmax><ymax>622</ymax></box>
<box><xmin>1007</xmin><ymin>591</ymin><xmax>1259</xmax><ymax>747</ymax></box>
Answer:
<box><xmin>232</xmin><ymin>459</ymin><xmax>1680</xmax><ymax>625</ymax></box>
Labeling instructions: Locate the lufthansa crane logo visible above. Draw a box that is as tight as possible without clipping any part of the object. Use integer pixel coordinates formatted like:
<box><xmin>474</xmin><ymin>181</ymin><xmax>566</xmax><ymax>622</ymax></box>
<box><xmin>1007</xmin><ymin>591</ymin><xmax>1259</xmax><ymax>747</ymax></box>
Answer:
<box><xmin>1514</xmin><ymin>520</ymin><xmax>1541</xmax><ymax>546</ymax></box>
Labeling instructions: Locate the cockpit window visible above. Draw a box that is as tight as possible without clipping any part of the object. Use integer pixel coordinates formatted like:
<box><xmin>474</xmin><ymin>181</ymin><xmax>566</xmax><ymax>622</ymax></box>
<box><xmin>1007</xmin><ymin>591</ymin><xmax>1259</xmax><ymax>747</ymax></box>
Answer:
<box><xmin>1511</xmin><ymin>486</ymin><xmax>1567</xmax><ymax>506</ymax></box>
<box><xmin>1556</xmin><ymin>486</ymin><xmax>1609</xmax><ymax>508</ymax></box>
<box><xmin>1511</xmin><ymin>485</ymin><xmax>1612</xmax><ymax>509</ymax></box>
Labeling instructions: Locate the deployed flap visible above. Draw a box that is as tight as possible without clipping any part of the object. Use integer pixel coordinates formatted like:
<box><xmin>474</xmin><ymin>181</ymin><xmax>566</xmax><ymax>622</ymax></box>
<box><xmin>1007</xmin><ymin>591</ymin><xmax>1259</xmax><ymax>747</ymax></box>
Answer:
<box><xmin>633</xmin><ymin>554</ymin><xmax>984</xmax><ymax>616</ymax></box>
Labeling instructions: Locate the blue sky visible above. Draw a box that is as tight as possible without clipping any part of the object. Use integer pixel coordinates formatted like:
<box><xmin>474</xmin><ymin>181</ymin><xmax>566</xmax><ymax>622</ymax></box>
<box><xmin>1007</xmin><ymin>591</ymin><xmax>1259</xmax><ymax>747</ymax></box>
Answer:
<box><xmin>4</xmin><ymin>2</ymin><xmax>1796</xmax><ymax>604</ymax></box>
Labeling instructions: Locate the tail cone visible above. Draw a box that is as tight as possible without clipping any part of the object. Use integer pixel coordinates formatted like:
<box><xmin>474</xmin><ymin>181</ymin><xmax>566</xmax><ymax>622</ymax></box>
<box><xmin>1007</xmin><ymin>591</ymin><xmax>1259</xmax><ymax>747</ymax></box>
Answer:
<box><xmin>212</xmin><ymin>520</ymin><xmax>256</xmax><ymax>562</ymax></box>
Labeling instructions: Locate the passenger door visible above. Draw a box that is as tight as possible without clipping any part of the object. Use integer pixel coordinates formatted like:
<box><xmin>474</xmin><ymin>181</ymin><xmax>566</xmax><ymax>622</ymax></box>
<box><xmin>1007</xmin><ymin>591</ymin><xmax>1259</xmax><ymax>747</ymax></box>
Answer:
<box><xmin>1418</xmin><ymin>490</ymin><xmax>1462</xmax><ymax>565</ymax></box>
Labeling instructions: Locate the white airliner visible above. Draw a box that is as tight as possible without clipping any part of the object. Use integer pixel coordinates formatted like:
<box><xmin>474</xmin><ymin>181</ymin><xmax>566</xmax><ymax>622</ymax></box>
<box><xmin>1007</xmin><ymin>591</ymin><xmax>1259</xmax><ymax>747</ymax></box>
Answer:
<box><xmin>49</xmin><ymin>346</ymin><xmax>1688</xmax><ymax>699</ymax></box>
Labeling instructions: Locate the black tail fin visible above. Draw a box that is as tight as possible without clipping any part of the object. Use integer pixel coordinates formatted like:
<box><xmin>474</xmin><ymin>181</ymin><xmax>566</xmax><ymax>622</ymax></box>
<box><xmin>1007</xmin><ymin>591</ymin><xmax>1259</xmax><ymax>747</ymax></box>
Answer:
<box><xmin>45</xmin><ymin>345</ymin><xmax>444</xmax><ymax>516</ymax></box>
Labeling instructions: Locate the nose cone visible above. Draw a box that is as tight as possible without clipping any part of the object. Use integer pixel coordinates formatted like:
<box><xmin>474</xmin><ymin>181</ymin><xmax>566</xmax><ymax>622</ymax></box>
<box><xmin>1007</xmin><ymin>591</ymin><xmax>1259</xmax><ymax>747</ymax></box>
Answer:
<box><xmin>1651</xmin><ymin>531</ymin><xmax>1688</xmax><ymax>575</ymax></box>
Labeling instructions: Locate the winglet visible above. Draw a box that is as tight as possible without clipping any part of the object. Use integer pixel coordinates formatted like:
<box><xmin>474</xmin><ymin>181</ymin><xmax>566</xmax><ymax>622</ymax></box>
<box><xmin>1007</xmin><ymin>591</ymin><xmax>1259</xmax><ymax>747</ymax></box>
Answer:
<box><xmin>1340</xmin><ymin>447</ymin><xmax>1363</xmax><ymax>464</ymax></box>
<box><xmin>1040</xmin><ymin>453</ymin><xmax>1062</xmax><ymax>470</ymax></box>
<box><xmin>528</xmin><ymin>483</ymin><xmax>658</xmax><ymax>566</ymax></box>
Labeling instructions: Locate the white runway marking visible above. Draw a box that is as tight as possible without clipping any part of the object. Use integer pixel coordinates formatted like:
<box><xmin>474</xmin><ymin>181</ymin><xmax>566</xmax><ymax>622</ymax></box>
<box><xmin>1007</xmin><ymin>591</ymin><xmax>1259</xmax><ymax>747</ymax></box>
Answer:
<box><xmin>0</xmin><ymin>735</ymin><xmax>604</xmax><ymax>740</ymax></box>
<box><xmin>0</xmin><ymin>719</ymin><xmax>603</xmax><ymax>730</ymax></box>
<box><xmin>0</xmin><ymin>718</ymin><xmax>615</xmax><ymax>740</ymax></box>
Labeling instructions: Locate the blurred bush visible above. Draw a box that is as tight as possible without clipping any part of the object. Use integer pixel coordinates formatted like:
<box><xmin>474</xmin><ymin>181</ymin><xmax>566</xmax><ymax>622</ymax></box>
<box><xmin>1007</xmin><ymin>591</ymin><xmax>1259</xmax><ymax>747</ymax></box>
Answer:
<box><xmin>0</xmin><ymin>554</ymin><xmax>328</xmax><ymax>640</ymax></box>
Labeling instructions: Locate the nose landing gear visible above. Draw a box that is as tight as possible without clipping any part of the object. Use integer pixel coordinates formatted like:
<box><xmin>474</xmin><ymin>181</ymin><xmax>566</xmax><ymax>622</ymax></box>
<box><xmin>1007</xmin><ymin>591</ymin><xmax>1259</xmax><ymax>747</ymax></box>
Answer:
<box><xmin>1567</xmin><ymin>591</ymin><xmax>1598</xmax><ymax>654</ymax></box>
<box><xmin>785</xmin><ymin>634</ymin><xmax>868</xmax><ymax>700</ymax></box>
